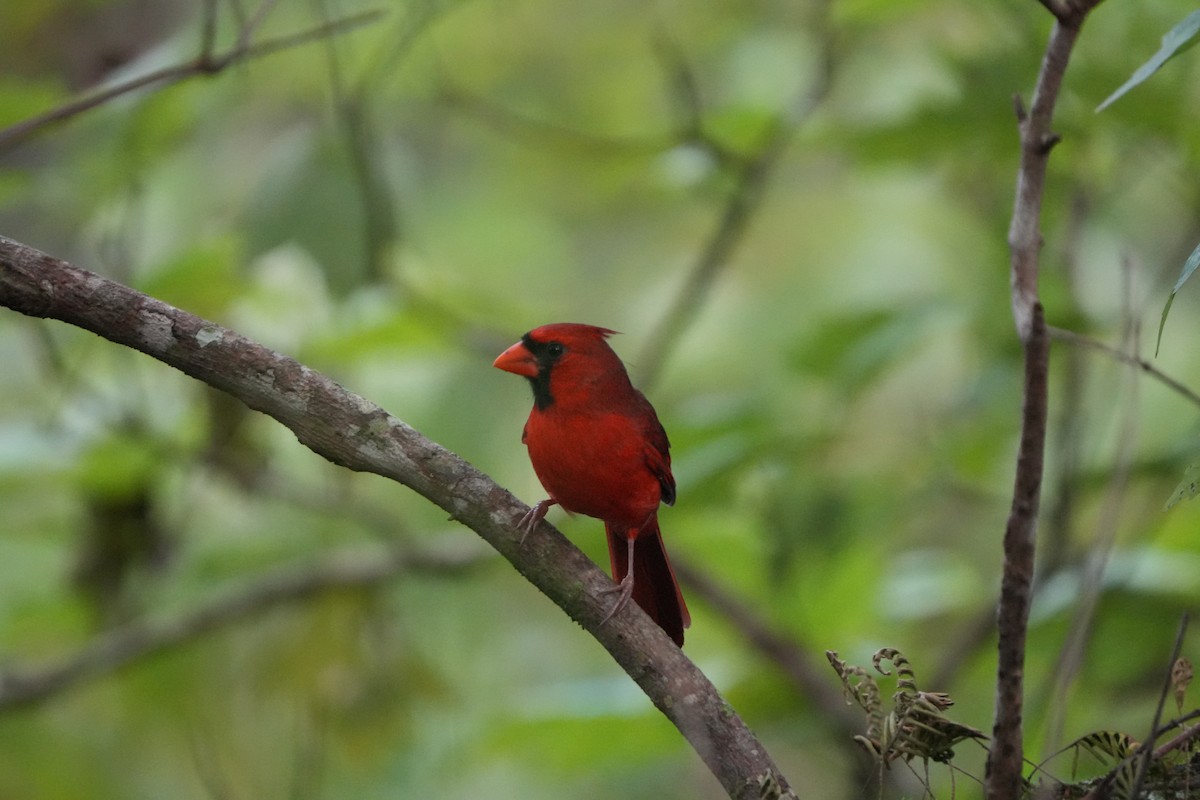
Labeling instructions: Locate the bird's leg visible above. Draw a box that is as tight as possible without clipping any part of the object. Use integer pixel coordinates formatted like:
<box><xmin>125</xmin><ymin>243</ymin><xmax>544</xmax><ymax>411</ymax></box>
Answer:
<box><xmin>599</xmin><ymin>535</ymin><xmax>636</xmax><ymax>625</ymax></box>
<box><xmin>516</xmin><ymin>499</ymin><xmax>556</xmax><ymax>545</ymax></box>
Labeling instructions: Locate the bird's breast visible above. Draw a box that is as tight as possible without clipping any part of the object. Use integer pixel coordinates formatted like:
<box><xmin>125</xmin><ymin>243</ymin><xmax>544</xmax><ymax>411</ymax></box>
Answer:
<box><xmin>523</xmin><ymin>408</ymin><xmax>661</xmax><ymax>527</ymax></box>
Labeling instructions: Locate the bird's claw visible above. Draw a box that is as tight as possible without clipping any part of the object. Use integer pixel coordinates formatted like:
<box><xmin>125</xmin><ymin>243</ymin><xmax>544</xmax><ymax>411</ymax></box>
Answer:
<box><xmin>516</xmin><ymin>499</ymin><xmax>555</xmax><ymax>545</ymax></box>
<box><xmin>598</xmin><ymin>573</ymin><xmax>635</xmax><ymax>626</ymax></box>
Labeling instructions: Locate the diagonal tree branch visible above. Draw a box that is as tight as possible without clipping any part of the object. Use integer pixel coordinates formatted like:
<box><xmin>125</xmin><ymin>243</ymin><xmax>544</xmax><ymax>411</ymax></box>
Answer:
<box><xmin>0</xmin><ymin>540</ymin><xmax>492</xmax><ymax>712</ymax></box>
<box><xmin>634</xmin><ymin>5</ymin><xmax>836</xmax><ymax>391</ymax></box>
<box><xmin>0</xmin><ymin>234</ymin><xmax>796</xmax><ymax>800</ymax></box>
<box><xmin>0</xmin><ymin>7</ymin><xmax>385</xmax><ymax>155</ymax></box>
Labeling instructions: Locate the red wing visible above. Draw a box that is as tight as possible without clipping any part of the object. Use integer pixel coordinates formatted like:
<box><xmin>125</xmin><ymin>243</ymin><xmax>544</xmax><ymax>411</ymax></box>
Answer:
<box><xmin>636</xmin><ymin>400</ymin><xmax>675</xmax><ymax>506</ymax></box>
<box><xmin>644</xmin><ymin>443</ymin><xmax>675</xmax><ymax>506</ymax></box>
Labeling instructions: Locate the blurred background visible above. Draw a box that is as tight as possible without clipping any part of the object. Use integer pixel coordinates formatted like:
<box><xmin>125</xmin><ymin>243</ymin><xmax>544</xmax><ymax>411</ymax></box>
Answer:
<box><xmin>3</xmin><ymin>0</ymin><xmax>1200</xmax><ymax>797</ymax></box>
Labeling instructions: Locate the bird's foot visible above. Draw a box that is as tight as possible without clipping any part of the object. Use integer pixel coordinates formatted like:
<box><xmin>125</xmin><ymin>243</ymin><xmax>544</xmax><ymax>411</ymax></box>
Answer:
<box><xmin>598</xmin><ymin>573</ymin><xmax>635</xmax><ymax>626</ymax></box>
<box><xmin>516</xmin><ymin>499</ymin><xmax>555</xmax><ymax>545</ymax></box>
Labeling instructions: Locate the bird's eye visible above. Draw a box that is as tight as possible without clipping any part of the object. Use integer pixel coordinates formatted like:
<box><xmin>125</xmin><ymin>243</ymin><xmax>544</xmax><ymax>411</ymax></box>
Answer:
<box><xmin>546</xmin><ymin>342</ymin><xmax>565</xmax><ymax>358</ymax></box>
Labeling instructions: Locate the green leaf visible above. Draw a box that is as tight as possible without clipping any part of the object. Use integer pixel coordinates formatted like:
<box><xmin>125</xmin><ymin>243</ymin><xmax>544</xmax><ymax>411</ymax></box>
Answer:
<box><xmin>1097</xmin><ymin>10</ymin><xmax>1200</xmax><ymax>112</ymax></box>
<box><xmin>1155</xmin><ymin>240</ymin><xmax>1200</xmax><ymax>355</ymax></box>
<box><xmin>1165</xmin><ymin>463</ymin><xmax>1200</xmax><ymax>510</ymax></box>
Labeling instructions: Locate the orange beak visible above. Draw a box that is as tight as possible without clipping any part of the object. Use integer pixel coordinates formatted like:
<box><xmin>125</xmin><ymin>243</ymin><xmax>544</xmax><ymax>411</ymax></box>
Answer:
<box><xmin>493</xmin><ymin>340</ymin><xmax>539</xmax><ymax>377</ymax></box>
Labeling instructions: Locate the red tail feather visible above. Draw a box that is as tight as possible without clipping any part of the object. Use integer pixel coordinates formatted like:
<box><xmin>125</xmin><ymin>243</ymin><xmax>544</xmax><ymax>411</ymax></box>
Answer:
<box><xmin>606</xmin><ymin>518</ymin><xmax>690</xmax><ymax>646</ymax></box>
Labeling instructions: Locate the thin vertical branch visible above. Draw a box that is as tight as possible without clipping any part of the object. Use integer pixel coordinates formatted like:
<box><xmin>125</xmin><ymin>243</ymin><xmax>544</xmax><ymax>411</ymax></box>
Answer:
<box><xmin>1129</xmin><ymin>614</ymin><xmax>1190</xmax><ymax>800</ymax></box>
<box><xmin>988</xmin><ymin>301</ymin><xmax>1049</xmax><ymax>800</ymax></box>
<box><xmin>986</xmin><ymin>3</ymin><xmax>1106</xmax><ymax>798</ymax></box>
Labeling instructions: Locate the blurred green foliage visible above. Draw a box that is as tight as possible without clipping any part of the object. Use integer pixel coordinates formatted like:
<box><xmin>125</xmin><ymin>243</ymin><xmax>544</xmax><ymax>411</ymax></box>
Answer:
<box><xmin>3</xmin><ymin>0</ymin><xmax>1200</xmax><ymax>798</ymax></box>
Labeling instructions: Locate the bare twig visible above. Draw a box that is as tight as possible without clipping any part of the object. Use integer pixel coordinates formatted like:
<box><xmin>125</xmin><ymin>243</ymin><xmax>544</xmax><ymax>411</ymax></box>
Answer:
<box><xmin>651</xmin><ymin>24</ymin><xmax>707</xmax><ymax>141</ymax></box>
<box><xmin>987</xmin><ymin>3</ymin><xmax>1107</xmax><ymax>797</ymax></box>
<box><xmin>0</xmin><ymin>8</ymin><xmax>385</xmax><ymax>155</ymax></box>
<box><xmin>1152</xmin><ymin>708</ymin><xmax>1200</xmax><ymax>761</ymax></box>
<box><xmin>1049</xmin><ymin>326</ymin><xmax>1200</xmax><ymax>409</ymax></box>
<box><xmin>437</xmin><ymin>81</ymin><xmax>680</xmax><ymax>157</ymax></box>
<box><xmin>200</xmin><ymin>0</ymin><xmax>220</xmax><ymax>57</ymax></box>
<box><xmin>633</xmin><ymin>131</ymin><xmax>785</xmax><ymax>390</ymax></box>
<box><xmin>989</xmin><ymin>302</ymin><xmax>1050</xmax><ymax>799</ymax></box>
<box><xmin>635</xmin><ymin>5</ymin><xmax>836</xmax><ymax>390</ymax></box>
<box><xmin>233</xmin><ymin>0</ymin><xmax>283</xmax><ymax>54</ymax></box>
<box><xmin>1129</xmin><ymin>614</ymin><xmax>1191</xmax><ymax>800</ymax></box>
<box><xmin>1008</xmin><ymin>21</ymin><xmax>1077</xmax><ymax>341</ymax></box>
<box><xmin>0</xmin><ymin>540</ymin><xmax>491</xmax><ymax>712</ymax></box>
<box><xmin>312</xmin><ymin>0</ymin><xmax>401</xmax><ymax>283</ymax></box>
<box><xmin>0</xmin><ymin>235</ymin><xmax>797</xmax><ymax>800</ymax></box>
<box><xmin>1073</xmin><ymin>620</ymin><xmax>1195</xmax><ymax>800</ymax></box>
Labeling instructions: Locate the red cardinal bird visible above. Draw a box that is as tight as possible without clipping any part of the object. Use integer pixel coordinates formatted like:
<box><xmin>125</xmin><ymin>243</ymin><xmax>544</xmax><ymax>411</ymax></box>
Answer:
<box><xmin>494</xmin><ymin>323</ymin><xmax>690</xmax><ymax>646</ymax></box>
